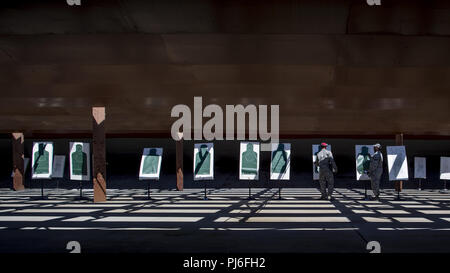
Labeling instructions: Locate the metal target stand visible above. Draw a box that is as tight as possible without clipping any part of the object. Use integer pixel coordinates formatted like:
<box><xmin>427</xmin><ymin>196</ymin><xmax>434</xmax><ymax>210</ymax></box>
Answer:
<box><xmin>270</xmin><ymin>170</ymin><xmax>283</xmax><ymax>200</ymax></box>
<box><xmin>395</xmin><ymin>190</ymin><xmax>401</xmax><ymax>201</ymax></box>
<box><xmin>31</xmin><ymin>142</ymin><xmax>52</xmax><ymax>200</ymax></box>
<box><xmin>74</xmin><ymin>180</ymin><xmax>90</xmax><ymax>201</ymax></box>
<box><xmin>32</xmin><ymin>176</ymin><xmax>50</xmax><ymax>200</ymax></box>
<box><xmin>247</xmin><ymin>180</ymin><xmax>253</xmax><ymax>200</ymax></box>
<box><xmin>242</xmin><ymin>172</ymin><xmax>257</xmax><ymax>200</ymax></box>
<box><xmin>441</xmin><ymin>180</ymin><xmax>448</xmax><ymax>194</ymax></box>
<box><xmin>394</xmin><ymin>181</ymin><xmax>402</xmax><ymax>201</ymax></box>
<box><xmin>147</xmin><ymin>180</ymin><xmax>152</xmax><ymax>200</ymax></box>
<box><xmin>203</xmin><ymin>180</ymin><xmax>208</xmax><ymax>200</ymax></box>
<box><xmin>141</xmin><ymin>178</ymin><xmax>159</xmax><ymax>201</ymax></box>
<box><xmin>39</xmin><ymin>179</ymin><xmax>48</xmax><ymax>200</ymax></box>
<box><xmin>195</xmin><ymin>173</ymin><xmax>212</xmax><ymax>200</ymax></box>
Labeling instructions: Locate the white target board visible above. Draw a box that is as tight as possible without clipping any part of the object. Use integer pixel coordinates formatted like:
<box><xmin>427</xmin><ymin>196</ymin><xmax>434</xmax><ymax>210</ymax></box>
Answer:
<box><xmin>440</xmin><ymin>157</ymin><xmax>450</xmax><ymax>180</ymax></box>
<box><xmin>239</xmin><ymin>142</ymin><xmax>260</xmax><ymax>180</ymax></box>
<box><xmin>270</xmin><ymin>143</ymin><xmax>291</xmax><ymax>180</ymax></box>
<box><xmin>31</xmin><ymin>142</ymin><xmax>53</xmax><ymax>179</ymax></box>
<box><xmin>52</xmin><ymin>155</ymin><xmax>66</xmax><ymax>178</ymax></box>
<box><xmin>69</xmin><ymin>142</ymin><xmax>91</xmax><ymax>181</ymax></box>
<box><xmin>414</xmin><ymin>157</ymin><xmax>426</xmax><ymax>179</ymax></box>
<box><xmin>193</xmin><ymin>143</ymin><xmax>214</xmax><ymax>181</ymax></box>
<box><xmin>386</xmin><ymin>146</ymin><xmax>408</xmax><ymax>181</ymax></box>
<box><xmin>139</xmin><ymin>148</ymin><xmax>163</xmax><ymax>180</ymax></box>
<box><xmin>355</xmin><ymin>145</ymin><xmax>375</xmax><ymax>181</ymax></box>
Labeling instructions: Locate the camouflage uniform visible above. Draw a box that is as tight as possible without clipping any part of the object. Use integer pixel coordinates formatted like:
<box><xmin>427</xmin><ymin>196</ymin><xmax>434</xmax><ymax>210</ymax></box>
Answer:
<box><xmin>315</xmin><ymin>149</ymin><xmax>337</xmax><ymax>198</ymax></box>
<box><xmin>369</xmin><ymin>151</ymin><xmax>383</xmax><ymax>197</ymax></box>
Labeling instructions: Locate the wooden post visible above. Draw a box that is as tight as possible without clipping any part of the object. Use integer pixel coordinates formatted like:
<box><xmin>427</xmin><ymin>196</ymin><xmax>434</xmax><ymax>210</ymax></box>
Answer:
<box><xmin>395</xmin><ymin>133</ymin><xmax>403</xmax><ymax>192</ymax></box>
<box><xmin>176</xmin><ymin>132</ymin><xmax>184</xmax><ymax>191</ymax></box>
<box><xmin>12</xmin><ymin>132</ymin><xmax>25</xmax><ymax>191</ymax></box>
<box><xmin>92</xmin><ymin>107</ymin><xmax>107</xmax><ymax>202</ymax></box>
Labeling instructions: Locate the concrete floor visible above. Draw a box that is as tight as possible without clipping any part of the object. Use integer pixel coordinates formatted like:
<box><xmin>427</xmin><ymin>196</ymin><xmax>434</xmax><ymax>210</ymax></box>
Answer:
<box><xmin>0</xmin><ymin>187</ymin><xmax>450</xmax><ymax>253</ymax></box>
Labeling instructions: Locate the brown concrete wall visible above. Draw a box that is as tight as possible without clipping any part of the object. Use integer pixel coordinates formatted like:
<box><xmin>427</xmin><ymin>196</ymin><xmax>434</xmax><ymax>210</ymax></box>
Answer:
<box><xmin>1</xmin><ymin>0</ymin><xmax>450</xmax><ymax>35</ymax></box>
<box><xmin>0</xmin><ymin>0</ymin><xmax>449</xmax><ymax>136</ymax></box>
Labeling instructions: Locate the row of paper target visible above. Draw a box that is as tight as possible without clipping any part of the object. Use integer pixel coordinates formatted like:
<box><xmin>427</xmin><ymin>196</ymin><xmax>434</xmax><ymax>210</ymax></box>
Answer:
<box><xmin>16</xmin><ymin>141</ymin><xmax>450</xmax><ymax>181</ymax></box>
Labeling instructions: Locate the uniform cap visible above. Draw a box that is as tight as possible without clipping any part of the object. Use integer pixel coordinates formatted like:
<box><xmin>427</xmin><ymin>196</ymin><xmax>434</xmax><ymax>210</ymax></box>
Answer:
<box><xmin>373</xmin><ymin>143</ymin><xmax>381</xmax><ymax>148</ymax></box>
<box><xmin>320</xmin><ymin>142</ymin><xmax>328</xmax><ymax>147</ymax></box>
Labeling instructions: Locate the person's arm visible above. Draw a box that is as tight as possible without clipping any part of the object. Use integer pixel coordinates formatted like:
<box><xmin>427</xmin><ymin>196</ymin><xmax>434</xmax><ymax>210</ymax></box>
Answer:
<box><xmin>331</xmin><ymin>157</ymin><xmax>338</xmax><ymax>173</ymax></box>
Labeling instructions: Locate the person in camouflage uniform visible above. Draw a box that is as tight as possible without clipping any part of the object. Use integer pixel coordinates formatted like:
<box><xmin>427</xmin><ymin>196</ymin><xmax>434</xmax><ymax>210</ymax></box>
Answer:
<box><xmin>315</xmin><ymin>143</ymin><xmax>338</xmax><ymax>200</ymax></box>
<box><xmin>368</xmin><ymin>143</ymin><xmax>383</xmax><ymax>200</ymax></box>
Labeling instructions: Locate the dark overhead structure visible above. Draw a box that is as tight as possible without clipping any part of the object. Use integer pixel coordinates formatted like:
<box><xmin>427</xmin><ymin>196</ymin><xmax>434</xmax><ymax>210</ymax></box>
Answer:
<box><xmin>0</xmin><ymin>0</ymin><xmax>449</xmax><ymax>137</ymax></box>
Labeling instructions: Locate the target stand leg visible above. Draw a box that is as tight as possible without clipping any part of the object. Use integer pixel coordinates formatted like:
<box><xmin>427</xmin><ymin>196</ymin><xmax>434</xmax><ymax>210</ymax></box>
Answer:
<box><xmin>147</xmin><ymin>180</ymin><xmax>152</xmax><ymax>200</ymax></box>
<box><xmin>41</xmin><ymin>180</ymin><xmax>46</xmax><ymax>200</ymax></box>
<box><xmin>247</xmin><ymin>182</ymin><xmax>253</xmax><ymax>200</ymax></box>
<box><xmin>33</xmin><ymin>180</ymin><xmax>48</xmax><ymax>200</ymax></box>
<box><xmin>395</xmin><ymin>190</ymin><xmax>401</xmax><ymax>201</ymax></box>
<box><xmin>394</xmin><ymin>181</ymin><xmax>403</xmax><ymax>201</ymax></box>
<box><xmin>203</xmin><ymin>181</ymin><xmax>208</xmax><ymax>200</ymax></box>
<box><xmin>74</xmin><ymin>181</ymin><xmax>90</xmax><ymax>201</ymax></box>
<box><xmin>440</xmin><ymin>181</ymin><xmax>448</xmax><ymax>194</ymax></box>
